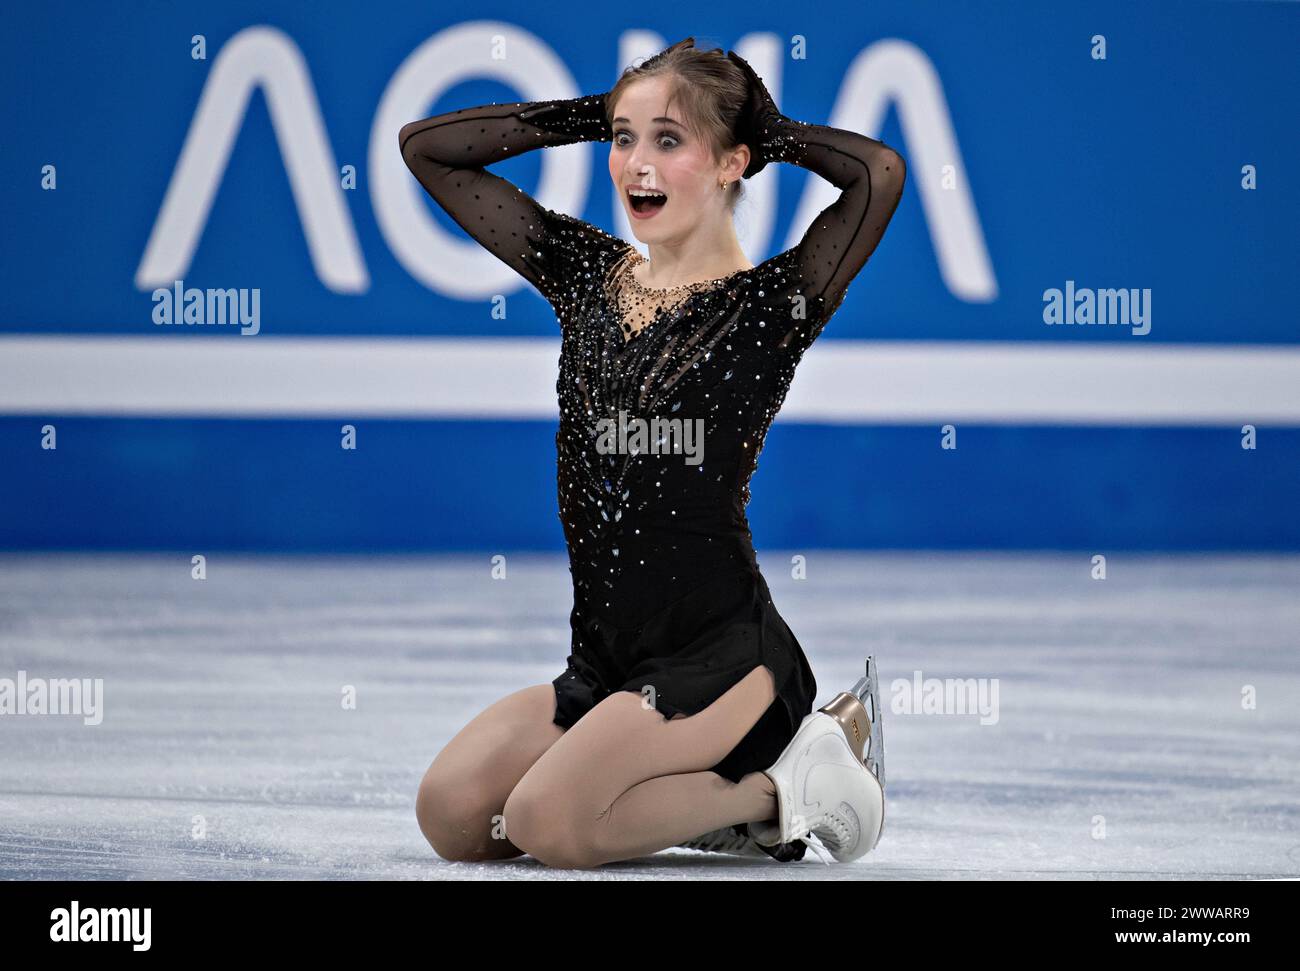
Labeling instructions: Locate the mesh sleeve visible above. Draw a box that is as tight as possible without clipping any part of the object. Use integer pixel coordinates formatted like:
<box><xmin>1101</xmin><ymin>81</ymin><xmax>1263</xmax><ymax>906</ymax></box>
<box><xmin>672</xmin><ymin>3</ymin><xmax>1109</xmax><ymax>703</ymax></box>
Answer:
<box><xmin>398</xmin><ymin>95</ymin><xmax>630</xmax><ymax>311</ymax></box>
<box><xmin>759</xmin><ymin>114</ymin><xmax>906</xmax><ymax>349</ymax></box>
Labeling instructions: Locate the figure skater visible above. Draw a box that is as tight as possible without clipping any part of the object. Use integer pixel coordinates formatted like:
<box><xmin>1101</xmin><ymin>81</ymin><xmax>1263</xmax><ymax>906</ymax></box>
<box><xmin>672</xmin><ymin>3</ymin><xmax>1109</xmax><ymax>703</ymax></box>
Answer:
<box><xmin>399</xmin><ymin>37</ymin><xmax>905</xmax><ymax>868</ymax></box>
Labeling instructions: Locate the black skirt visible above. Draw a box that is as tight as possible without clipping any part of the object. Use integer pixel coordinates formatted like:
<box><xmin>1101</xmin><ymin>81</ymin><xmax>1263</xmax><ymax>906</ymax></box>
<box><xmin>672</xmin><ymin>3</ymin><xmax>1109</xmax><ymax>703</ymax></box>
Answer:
<box><xmin>551</xmin><ymin>568</ymin><xmax>818</xmax><ymax>784</ymax></box>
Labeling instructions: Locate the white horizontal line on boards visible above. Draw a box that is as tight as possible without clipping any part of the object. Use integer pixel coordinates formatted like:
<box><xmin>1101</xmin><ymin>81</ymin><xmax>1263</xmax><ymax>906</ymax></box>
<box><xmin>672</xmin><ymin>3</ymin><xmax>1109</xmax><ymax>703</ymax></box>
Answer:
<box><xmin>1</xmin><ymin>335</ymin><xmax>1298</xmax><ymax>425</ymax></box>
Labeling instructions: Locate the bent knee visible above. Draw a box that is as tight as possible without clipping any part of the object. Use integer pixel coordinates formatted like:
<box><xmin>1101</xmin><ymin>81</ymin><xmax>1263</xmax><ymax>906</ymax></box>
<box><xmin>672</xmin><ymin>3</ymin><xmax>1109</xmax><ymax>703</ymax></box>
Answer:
<box><xmin>503</xmin><ymin>786</ymin><xmax>600</xmax><ymax>869</ymax></box>
<box><xmin>416</xmin><ymin>772</ymin><xmax>508</xmax><ymax>862</ymax></box>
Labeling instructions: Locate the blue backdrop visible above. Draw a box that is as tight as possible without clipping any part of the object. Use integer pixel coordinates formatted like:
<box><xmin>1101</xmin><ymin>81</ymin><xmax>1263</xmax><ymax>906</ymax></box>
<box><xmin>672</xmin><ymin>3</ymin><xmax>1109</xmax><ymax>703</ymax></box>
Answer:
<box><xmin>2</xmin><ymin>0</ymin><xmax>1297</xmax><ymax>550</ymax></box>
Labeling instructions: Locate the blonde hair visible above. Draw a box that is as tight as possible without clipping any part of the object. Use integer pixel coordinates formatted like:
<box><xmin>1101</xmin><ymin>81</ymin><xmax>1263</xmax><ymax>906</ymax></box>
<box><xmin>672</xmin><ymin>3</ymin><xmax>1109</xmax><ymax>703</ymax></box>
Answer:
<box><xmin>605</xmin><ymin>37</ymin><xmax>751</xmax><ymax>211</ymax></box>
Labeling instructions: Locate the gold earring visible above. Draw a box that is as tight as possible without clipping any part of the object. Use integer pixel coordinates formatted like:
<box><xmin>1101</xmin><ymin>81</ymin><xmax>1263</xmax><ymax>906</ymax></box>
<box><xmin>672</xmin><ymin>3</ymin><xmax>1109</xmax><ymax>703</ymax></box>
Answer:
<box><xmin>720</xmin><ymin>179</ymin><xmax>728</xmax><ymax>190</ymax></box>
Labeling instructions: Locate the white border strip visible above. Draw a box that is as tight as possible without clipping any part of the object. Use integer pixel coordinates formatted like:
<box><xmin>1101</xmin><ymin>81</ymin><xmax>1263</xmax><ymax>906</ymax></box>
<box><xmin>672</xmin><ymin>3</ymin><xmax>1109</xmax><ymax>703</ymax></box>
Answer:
<box><xmin>1</xmin><ymin>335</ymin><xmax>1298</xmax><ymax>425</ymax></box>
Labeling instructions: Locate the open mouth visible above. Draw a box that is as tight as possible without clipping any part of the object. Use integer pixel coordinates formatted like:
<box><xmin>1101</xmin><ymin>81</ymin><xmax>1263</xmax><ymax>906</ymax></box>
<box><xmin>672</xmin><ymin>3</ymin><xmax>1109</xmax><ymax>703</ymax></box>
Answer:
<box><xmin>627</xmin><ymin>188</ymin><xmax>668</xmax><ymax>215</ymax></box>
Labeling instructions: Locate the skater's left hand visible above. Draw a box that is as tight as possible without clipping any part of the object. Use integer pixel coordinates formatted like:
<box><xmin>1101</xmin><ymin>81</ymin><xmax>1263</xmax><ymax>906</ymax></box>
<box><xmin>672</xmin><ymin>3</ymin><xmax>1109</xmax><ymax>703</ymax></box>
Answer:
<box><xmin>727</xmin><ymin>51</ymin><xmax>785</xmax><ymax>179</ymax></box>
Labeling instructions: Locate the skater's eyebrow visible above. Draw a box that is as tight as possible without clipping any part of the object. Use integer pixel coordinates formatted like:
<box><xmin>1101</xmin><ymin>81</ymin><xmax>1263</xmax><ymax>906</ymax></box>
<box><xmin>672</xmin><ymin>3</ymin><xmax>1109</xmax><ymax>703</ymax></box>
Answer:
<box><xmin>612</xmin><ymin>116</ymin><xmax>684</xmax><ymax>127</ymax></box>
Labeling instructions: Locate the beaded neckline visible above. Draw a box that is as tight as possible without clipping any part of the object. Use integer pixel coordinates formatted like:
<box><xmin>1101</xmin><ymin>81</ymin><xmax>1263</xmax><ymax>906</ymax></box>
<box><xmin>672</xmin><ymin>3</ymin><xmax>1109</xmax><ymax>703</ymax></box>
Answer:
<box><xmin>622</xmin><ymin>248</ymin><xmax>756</xmax><ymax>294</ymax></box>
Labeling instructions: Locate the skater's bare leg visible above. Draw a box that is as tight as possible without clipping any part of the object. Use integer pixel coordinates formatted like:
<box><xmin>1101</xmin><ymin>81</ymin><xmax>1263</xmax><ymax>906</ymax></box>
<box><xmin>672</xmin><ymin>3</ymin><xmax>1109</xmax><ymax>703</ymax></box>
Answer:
<box><xmin>503</xmin><ymin>664</ymin><xmax>780</xmax><ymax>868</ymax></box>
<box><xmin>585</xmin><ymin>763</ymin><xmax>778</xmax><ymax>852</ymax></box>
<box><xmin>416</xmin><ymin>683</ymin><xmax>565</xmax><ymax>862</ymax></box>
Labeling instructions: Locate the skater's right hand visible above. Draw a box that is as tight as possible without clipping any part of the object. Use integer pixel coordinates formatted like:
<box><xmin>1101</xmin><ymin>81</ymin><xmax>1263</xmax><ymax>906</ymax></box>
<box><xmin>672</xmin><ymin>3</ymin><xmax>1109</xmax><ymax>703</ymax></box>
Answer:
<box><xmin>519</xmin><ymin>92</ymin><xmax>613</xmax><ymax>143</ymax></box>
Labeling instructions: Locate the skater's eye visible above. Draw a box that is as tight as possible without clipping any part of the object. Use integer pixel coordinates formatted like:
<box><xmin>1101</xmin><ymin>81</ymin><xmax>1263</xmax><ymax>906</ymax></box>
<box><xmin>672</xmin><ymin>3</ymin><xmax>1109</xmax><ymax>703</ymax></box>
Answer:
<box><xmin>613</xmin><ymin>129</ymin><xmax>681</xmax><ymax>150</ymax></box>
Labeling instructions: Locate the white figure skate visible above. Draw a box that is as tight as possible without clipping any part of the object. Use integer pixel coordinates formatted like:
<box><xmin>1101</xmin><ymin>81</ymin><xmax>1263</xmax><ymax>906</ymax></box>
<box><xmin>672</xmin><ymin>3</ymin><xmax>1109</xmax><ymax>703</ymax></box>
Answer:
<box><xmin>676</xmin><ymin>657</ymin><xmax>886</xmax><ymax>864</ymax></box>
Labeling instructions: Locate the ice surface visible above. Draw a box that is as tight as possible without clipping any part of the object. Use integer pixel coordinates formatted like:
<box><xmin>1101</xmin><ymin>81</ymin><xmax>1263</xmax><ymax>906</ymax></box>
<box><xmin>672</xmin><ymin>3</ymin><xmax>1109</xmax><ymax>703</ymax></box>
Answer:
<box><xmin>1</xmin><ymin>551</ymin><xmax>1297</xmax><ymax>881</ymax></box>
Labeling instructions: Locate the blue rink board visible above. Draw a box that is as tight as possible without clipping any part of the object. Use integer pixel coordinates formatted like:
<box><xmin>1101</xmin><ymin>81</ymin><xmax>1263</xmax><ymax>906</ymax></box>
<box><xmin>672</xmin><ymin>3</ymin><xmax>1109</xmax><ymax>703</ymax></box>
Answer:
<box><xmin>3</xmin><ymin>418</ymin><xmax>1296</xmax><ymax>552</ymax></box>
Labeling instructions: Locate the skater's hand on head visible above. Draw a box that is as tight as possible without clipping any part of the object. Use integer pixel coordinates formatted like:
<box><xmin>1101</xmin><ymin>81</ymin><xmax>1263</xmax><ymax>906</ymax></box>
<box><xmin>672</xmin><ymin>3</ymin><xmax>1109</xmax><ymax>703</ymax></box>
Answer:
<box><xmin>519</xmin><ymin>92</ymin><xmax>613</xmax><ymax>143</ymax></box>
<box><xmin>727</xmin><ymin>51</ymin><xmax>784</xmax><ymax>179</ymax></box>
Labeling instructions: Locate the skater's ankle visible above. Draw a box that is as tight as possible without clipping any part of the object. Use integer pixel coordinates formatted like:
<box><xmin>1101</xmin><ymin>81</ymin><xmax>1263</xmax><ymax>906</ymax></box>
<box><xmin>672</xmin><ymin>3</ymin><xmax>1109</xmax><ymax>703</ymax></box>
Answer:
<box><xmin>741</xmin><ymin>770</ymin><xmax>777</xmax><ymax>801</ymax></box>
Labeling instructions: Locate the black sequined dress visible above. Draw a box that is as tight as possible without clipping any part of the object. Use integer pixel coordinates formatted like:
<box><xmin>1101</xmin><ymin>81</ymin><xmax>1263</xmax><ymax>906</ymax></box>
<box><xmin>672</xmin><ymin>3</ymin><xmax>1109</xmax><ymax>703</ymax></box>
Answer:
<box><xmin>400</xmin><ymin>92</ymin><xmax>905</xmax><ymax>783</ymax></box>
